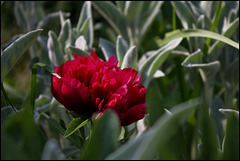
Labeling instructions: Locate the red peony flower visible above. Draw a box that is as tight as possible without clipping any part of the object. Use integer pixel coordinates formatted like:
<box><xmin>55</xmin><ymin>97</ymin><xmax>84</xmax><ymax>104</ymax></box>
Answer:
<box><xmin>51</xmin><ymin>50</ymin><xmax>147</xmax><ymax>126</ymax></box>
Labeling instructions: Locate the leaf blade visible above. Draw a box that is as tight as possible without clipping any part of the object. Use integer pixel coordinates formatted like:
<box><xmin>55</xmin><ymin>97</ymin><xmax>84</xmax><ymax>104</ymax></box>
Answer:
<box><xmin>159</xmin><ymin>29</ymin><xmax>239</xmax><ymax>50</ymax></box>
<box><xmin>1</xmin><ymin>29</ymin><xmax>43</xmax><ymax>81</ymax></box>
<box><xmin>64</xmin><ymin>118</ymin><xmax>89</xmax><ymax>138</ymax></box>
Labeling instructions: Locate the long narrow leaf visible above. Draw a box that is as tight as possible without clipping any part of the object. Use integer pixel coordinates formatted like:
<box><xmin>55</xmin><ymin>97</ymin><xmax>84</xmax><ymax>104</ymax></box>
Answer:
<box><xmin>140</xmin><ymin>38</ymin><xmax>182</xmax><ymax>87</ymax></box>
<box><xmin>92</xmin><ymin>1</ymin><xmax>128</xmax><ymax>40</ymax></box>
<box><xmin>1</xmin><ymin>29</ymin><xmax>43</xmax><ymax>81</ymax></box>
<box><xmin>99</xmin><ymin>38</ymin><xmax>116</xmax><ymax>61</ymax></box>
<box><xmin>116</xmin><ymin>35</ymin><xmax>129</xmax><ymax>67</ymax></box>
<box><xmin>64</xmin><ymin>118</ymin><xmax>89</xmax><ymax>138</ymax></box>
<box><xmin>121</xmin><ymin>46</ymin><xmax>138</xmax><ymax>70</ymax></box>
<box><xmin>159</xmin><ymin>29</ymin><xmax>239</xmax><ymax>50</ymax></box>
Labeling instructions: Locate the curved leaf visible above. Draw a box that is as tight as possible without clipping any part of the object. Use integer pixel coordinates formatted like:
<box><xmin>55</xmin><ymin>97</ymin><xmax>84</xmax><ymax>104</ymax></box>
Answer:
<box><xmin>159</xmin><ymin>29</ymin><xmax>239</xmax><ymax>50</ymax></box>
<box><xmin>99</xmin><ymin>38</ymin><xmax>116</xmax><ymax>61</ymax></box>
<box><xmin>116</xmin><ymin>35</ymin><xmax>129</xmax><ymax>67</ymax></box>
<box><xmin>1</xmin><ymin>29</ymin><xmax>43</xmax><ymax>81</ymax></box>
<box><xmin>67</xmin><ymin>46</ymin><xmax>90</xmax><ymax>58</ymax></box>
<box><xmin>92</xmin><ymin>1</ymin><xmax>128</xmax><ymax>40</ymax></box>
<box><xmin>64</xmin><ymin>118</ymin><xmax>89</xmax><ymax>138</ymax></box>
<box><xmin>47</xmin><ymin>31</ymin><xmax>64</xmax><ymax>67</ymax></box>
<box><xmin>121</xmin><ymin>46</ymin><xmax>138</xmax><ymax>70</ymax></box>
<box><xmin>76</xmin><ymin>1</ymin><xmax>94</xmax><ymax>47</ymax></box>
<box><xmin>140</xmin><ymin>38</ymin><xmax>182</xmax><ymax>87</ymax></box>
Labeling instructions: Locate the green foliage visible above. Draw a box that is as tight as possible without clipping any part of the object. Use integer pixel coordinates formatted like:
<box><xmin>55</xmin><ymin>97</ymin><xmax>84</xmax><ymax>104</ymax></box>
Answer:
<box><xmin>1</xmin><ymin>1</ymin><xmax>239</xmax><ymax>160</ymax></box>
<box><xmin>80</xmin><ymin>110</ymin><xmax>120</xmax><ymax>160</ymax></box>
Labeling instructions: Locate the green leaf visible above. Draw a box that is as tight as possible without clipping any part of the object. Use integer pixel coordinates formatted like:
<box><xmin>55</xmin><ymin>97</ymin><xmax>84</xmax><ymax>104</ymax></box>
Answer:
<box><xmin>146</xmin><ymin>80</ymin><xmax>164</xmax><ymax>126</ymax></box>
<box><xmin>79</xmin><ymin>17</ymin><xmax>90</xmax><ymax>38</ymax></box>
<box><xmin>219</xmin><ymin>109</ymin><xmax>239</xmax><ymax>120</ymax></box>
<box><xmin>1</xmin><ymin>29</ymin><xmax>43</xmax><ymax>81</ymax></box>
<box><xmin>92</xmin><ymin>1</ymin><xmax>128</xmax><ymax>40</ymax></box>
<box><xmin>182</xmin><ymin>49</ymin><xmax>220</xmax><ymax>105</ymax></box>
<box><xmin>43</xmin><ymin>114</ymin><xmax>84</xmax><ymax>149</ymax></box>
<box><xmin>224</xmin><ymin>57</ymin><xmax>239</xmax><ymax>107</ymax></box>
<box><xmin>198</xmin><ymin>101</ymin><xmax>219</xmax><ymax>160</ymax></box>
<box><xmin>67</xmin><ymin>45</ymin><xmax>90</xmax><ymax>58</ymax></box>
<box><xmin>210</xmin><ymin>96</ymin><xmax>226</xmax><ymax>149</ymax></box>
<box><xmin>76</xmin><ymin>1</ymin><xmax>94</xmax><ymax>48</ymax></box>
<box><xmin>41</xmin><ymin>139</ymin><xmax>66</xmax><ymax>160</ymax></box>
<box><xmin>99</xmin><ymin>38</ymin><xmax>116</xmax><ymax>61</ymax></box>
<box><xmin>181</xmin><ymin>49</ymin><xmax>204</xmax><ymax>67</ymax></box>
<box><xmin>47</xmin><ymin>31</ymin><xmax>64</xmax><ymax>67</ymax></box>
<box><xmin>37</xmin><ymin>12</ymin><xmax>70</xmax><ymax>35</ymax></box>
<box><xmin>209</xmin><ymin>18</ymin><xmax>239</xmax><ymax>59</ymax></box>
<box><xmin>64</xmin><ymin>118</ymin><xmax>89</xmax><ymax>138</ymax></box>
<box><xmin>159</xmin><ymin>29</ymin><xmax>239</xmax><ymax>50</ymax></box>
<box><xmin>29</xmin><ymin>62</ymin><xmax>54</xmax><ymax>114</ymax></box>
<box><xmin>1</xmin><ymin>108</ymin><xmax>46</xmax><ymax>160</ymax></box>
<box><xmin>171</xmin><ymin>1</ymin><xmax>196</xmax><ymax>29</ymax></box>
<box><xmin>139</xmin><ymin>2</ymin><xmax>163</xmax><ymax>44</ymax></box>
<box><xmin>62</xmin><ymin>146</ymin><xmax>81</xmax><ymax>158</ymax></box>
<box><xmin>106</xmin><ymin>98</ymin><xmax>201</xmax><ymax>160</ymax></box>
<box><xmin>116</xmin><ymin>35</ymin><xmax>129</xmax><ymax>67</ymax></box>
<box><xmin>81</xmin><ymin>109</ymin><xmax>120</xmax><ymax>160</ymax></box>
<box><xmin>121</xmin><ymin>46</ymin><xmax>138</xmax><ymax>70</ymax></box>
<box><xmin>14</xmin><ymin>2</ymin><xmax>28</xmax><ymax>31</ymax></box>
<box><xmin>1</xmin><ymin>131</ymin><xmax>27</xmax><ymax>160</ymax></box>
<box><xmin>202</xmin><ymin>1</ymin><xmax>223</xmax><ymax>55</ymax></box>
<box><xmin>76</xmin><ymin>1</ymin><xmax>92</xmax><ymax>32</ymax></box>
<box><xmin>222</xmin><ymin>113</ymin><xmax>239</xmax><ymax>160</ymax></box>
<box><xmin>1</xmin><ymin>82</ymin><xmax>18</xmax><ymax>112</ymax></box>
<box><xmin>58</xmin><ymin>19</ymin><xmax>72</xmax><ymax>53</ymax></box>
<box><xmin>140</xmin><ymin>38</ymin><xmax>182</xmax><ymax>88</ymax></box>
<box><xmin>1</xmin><ymin>106</ymin><xmax>16</xmax><ymax>126</ymax></box>
<box><xmin>182</xmin><ymin>50</ymin><xmax>220</xmax><ymax>81</ymax></box>
<box><xmin>115</xmin><ymin>1</ymin><xmax>126</xmax><ymax>12</ymax></box>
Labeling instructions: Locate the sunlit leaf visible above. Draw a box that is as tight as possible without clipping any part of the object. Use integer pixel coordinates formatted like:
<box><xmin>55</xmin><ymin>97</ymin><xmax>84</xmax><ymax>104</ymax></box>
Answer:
<box><xmin>47</xmin><ymin>31</ymin><xmax>64</xmax><ymax>67</ymax></box>
<box><xmin>116</xmin><ymin>35</ymin><xmax>129</xmax><ymax>67</ymax></box>
<box><xmin>43</xmin><ymin>115</ymin><xmax>84</xmax><ymax>149</ymax></box>
<box><xmin>140</xmin><ymin>38</ymin><xmax>182</xmax><ymax>88</ymax></box>
<box><xmin>121</xmin><ymin>46</ymin><xmax>138</xmax><ymax>70</ymax></box>
<box><xmin>159</xmin><ymin>29</ymin><xmax>239</xmax><ymax>50</ymax></box>
<box><xmin>99</xmin><ymin>38</ymin><xmax>116</xmax><ymax>61</ymax></box>
<box><xmin>64</xmin><ymin>118</ymin><xmax>89</xmax><ymax>138</ymax></box>
<box><xmin>58</xmin><ymin>19</ymin><xmax>72</xmax><ymax>53</ymax></box>
<box><xmin>1</xmin><ymin>29</ymin><xmax>43</xmax><ymax>81</ymax></box>
<box><xmin>209</xmin><ymin>18</ymin><xmax>239</xmax><ymax>59</ymax></box>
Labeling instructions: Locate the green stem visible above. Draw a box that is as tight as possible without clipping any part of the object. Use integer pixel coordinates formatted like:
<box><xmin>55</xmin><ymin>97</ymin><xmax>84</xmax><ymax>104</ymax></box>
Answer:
<box><xmin>174</xmin><ymin>58</ymin><xmax>188</xmax><ymax>101</ymax></box>
<box><xmin>190</xmin><ymin>70</ymin><xmax>203</xmax><ymax>98</ymax></box>
<box><xmin>172</xmin><ymin>3</ymin><xmax>176</xmax><ymax>31</ymax></box>
<box><xmin>203</xmin><ymin>1</ymin><xmax>223</xmax><ymax>56</ymax></box>
<box><xmin>1</xmin><ymin>82</ymin><xmax>18</xmax><ymax>112</ymax></box>
<box><xmin>29</xmin><ymin>64</ymin><xmax>37</xmax><ymax>114</ymax></box>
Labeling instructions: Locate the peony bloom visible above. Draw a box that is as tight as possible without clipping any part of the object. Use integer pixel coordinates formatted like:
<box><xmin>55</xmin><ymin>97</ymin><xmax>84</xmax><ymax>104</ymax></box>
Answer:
<box><xmin>51</xmin><ymin>50</ymin><xmax>147</xmax><ymax>126</ymax></box>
